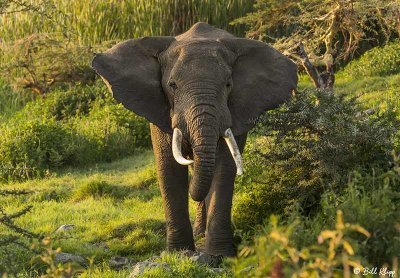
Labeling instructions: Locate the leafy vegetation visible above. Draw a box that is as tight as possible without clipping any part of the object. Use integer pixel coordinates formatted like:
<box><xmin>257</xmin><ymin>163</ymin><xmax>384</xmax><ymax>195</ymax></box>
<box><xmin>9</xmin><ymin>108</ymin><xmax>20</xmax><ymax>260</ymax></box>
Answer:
<box><xmin>0</xmin><ymin>152</ymin><xmax>170</xmax><ymax>274</ymax></box>
<box><xmin>0</xmin><ymin>0</ymin><xmax>399</xmax><ymax>276</ymax></box>
<box><xmin>0</xmin><ymin>85</ymin><xmax>150</xmax><ymax>182</ymax></box>
<box><xmin>233</xmin><ymin>0</ymin><xmax>400</xmax><ymax>89</ymax></box>
<box><xmin>231</xmin><ymin>161</ymin><xmax>400</xmax><ymax>276</ymax></box>
<box><xmin>233</xmin><ymin>89</ymin><xmax>398</xmax><ymax>230</ymax></box>
<box><xmin>342</xmin><ymin>40</ymin><xmax>400</xmax><ymax>78</ymax></box>
<box><xmin>0</xmin><ymin>0</ymin><xmax>253</xmax><ymax>44</ymax></box>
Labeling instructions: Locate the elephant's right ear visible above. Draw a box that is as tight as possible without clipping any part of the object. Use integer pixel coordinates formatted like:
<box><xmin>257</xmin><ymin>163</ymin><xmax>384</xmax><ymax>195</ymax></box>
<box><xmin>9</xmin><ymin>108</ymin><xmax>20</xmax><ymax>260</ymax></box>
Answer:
<box><xmin>92</xmin><ymin>37</ymin><xmax>175</xmax><ymax>133</ymax></box>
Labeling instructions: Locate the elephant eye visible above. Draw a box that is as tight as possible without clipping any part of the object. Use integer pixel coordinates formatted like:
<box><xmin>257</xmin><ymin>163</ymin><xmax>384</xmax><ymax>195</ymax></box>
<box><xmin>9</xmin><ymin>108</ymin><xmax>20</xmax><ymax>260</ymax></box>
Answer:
<box><xmin>169</xmin><ymin>81</ymin><xmax>178</xmax><ymax>91</ymax></box>
<box><xmin>226</xmin><ymin>83</ymin><xmax>231</xmax><ymax>88</ymax></box>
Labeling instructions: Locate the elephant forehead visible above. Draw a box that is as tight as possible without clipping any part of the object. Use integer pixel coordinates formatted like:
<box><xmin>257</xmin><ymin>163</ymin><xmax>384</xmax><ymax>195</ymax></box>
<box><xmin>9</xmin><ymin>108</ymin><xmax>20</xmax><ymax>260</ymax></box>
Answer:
<box><xmin>172</xmin><ymin>39</ymin><xmax>232</xmax><ymax>60</ymax></box>
<box><xmin>178</xmin><ymin>42</ymin><xmax>232</xmax><ymax>69</ymax></box>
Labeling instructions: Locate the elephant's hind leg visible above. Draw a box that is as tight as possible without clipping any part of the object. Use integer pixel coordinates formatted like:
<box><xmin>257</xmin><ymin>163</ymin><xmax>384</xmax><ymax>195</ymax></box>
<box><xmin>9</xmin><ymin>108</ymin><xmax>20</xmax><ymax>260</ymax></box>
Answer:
<box><xmin>150</xmin><ymin>124</ymin><xmax>195</xmax><ymax>251</ymax></box>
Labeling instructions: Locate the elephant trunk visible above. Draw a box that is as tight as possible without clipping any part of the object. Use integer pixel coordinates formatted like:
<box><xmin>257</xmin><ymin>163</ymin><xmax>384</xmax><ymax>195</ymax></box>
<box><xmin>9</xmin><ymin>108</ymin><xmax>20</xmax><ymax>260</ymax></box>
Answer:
<box><xmin>186</xmin><ymin>93</ymin><xmax>219</xmax><ymax>201</ymax></box>
<box><xmin>189</xmin><ymin>124</ymin><xmax>218</xmax><ymax>202</ymax></box>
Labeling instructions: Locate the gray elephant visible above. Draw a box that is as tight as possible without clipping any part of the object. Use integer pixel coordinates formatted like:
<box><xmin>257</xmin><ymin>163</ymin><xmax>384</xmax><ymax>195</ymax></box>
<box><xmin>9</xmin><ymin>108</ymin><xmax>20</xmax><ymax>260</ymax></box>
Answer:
<box><xmin>92</xmin><ymin>22</ymin><xmax>297</xmax><ymax>257</ymax></box>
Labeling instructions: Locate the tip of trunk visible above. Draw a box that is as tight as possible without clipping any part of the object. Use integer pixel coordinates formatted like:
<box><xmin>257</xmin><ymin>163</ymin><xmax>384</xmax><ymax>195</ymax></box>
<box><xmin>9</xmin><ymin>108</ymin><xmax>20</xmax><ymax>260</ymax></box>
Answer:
<box><xmin>189</xmin><ymin>187</ymin><xmax>208</xmax><ymax>202</ymax></box>
<box><xmin>189</xmin><ymin>153</ymin><xmax>216</xmax><ymax>202</ymax></box>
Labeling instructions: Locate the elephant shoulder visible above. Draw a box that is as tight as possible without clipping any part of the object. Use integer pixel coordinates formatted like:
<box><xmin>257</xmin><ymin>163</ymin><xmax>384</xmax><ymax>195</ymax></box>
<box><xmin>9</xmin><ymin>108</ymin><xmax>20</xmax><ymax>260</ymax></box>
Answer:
<box><xmin>176</xmin><ymin>22</ymin><xmax>235</xmax><ymax>41</ymax></box>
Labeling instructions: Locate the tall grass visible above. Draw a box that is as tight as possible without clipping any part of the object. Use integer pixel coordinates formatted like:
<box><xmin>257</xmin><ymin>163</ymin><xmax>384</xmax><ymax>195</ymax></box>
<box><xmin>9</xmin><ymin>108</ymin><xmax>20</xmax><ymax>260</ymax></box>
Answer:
<box><xmin>0</xmin><ymin>0</ymin><xmax>254</xmax><ymax>45</ymax></box>
<box><xmin>0</xmin><ymin>78</ymin><xmax>35</xmax><ymax>122</ymax></box>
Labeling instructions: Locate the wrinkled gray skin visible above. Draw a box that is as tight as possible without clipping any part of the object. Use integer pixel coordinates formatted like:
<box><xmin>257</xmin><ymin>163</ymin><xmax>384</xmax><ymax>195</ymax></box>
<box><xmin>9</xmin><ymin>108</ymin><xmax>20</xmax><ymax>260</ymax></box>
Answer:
<box><xmin>92</xmin><ymin>23</ymin><xmax>298</xmax><ymax>257</ymax></box>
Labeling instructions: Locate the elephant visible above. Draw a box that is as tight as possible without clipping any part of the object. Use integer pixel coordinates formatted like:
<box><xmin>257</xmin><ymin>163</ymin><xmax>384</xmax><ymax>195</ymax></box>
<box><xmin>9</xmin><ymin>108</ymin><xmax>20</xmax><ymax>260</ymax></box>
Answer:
<box><xmin>92</xmin><ymin>22</ymin><xmax>298</xmax><ymax>257</ymax></box>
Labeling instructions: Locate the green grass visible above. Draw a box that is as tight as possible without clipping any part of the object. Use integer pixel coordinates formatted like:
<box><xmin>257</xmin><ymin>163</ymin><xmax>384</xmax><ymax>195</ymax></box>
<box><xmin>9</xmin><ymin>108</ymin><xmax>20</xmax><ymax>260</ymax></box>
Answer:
<box><xmin>0</xmin><ymin>0</ymin><xmax>253</xmax><ymax>45</ymax></box>
<box><xmin>0</xmin><ymin>151</ymin><xmax>173</xmax><ymax>273</ymax></box>
<box><xmin>0</xmin><ymin>150</ymin><xmax>205</xmax><ymax>275</ymax></box>
<box><xmin>298</xmin><ymin>71</ymin><xmax>400</xmax><ymax>113</ymax></box>
<box><xmin>0</xmin><ymin>78</ymin><xmax>35</xmax><ymax>123</ymax></box>
<box><xmin>1</xmin><ymin>42</ymin><xmax>399</xmax><ymax>276</ymax></box>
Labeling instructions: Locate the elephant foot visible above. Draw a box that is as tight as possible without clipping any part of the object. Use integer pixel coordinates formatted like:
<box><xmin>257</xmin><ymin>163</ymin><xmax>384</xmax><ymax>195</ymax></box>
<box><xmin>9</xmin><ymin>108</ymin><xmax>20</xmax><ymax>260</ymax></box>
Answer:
<box><xmin>167</xmin><ymin>227</ymin><xmax>196</xmax><ymax>252</ymax></box>
<box><xmin>167</xmin><ymin>243</ymin><xmax>196</xmax><ymax>252</ymax></box>
<box><xmin>204</xmin><ymin>243</ymin><xmax>236</xmax><ymax>258</ymax></box>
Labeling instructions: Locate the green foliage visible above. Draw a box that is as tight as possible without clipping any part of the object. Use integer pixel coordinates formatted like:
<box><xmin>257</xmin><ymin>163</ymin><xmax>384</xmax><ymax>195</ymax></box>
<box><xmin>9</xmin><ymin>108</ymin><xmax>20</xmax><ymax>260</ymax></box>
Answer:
<box><xmin>342</xmin><ymin>41</ymin><xmax>400</xmax><ymax>78</ymax></box>
<box><xmin>71</xmin><ymin>97</ymin><xmax>151</xmax><ymax>164</ymax></box>
<box><xmin>0</xmin><ymin>189</ymin><xmax>40</xmax><ymax>274</ymax></box>
<box><xmin>233</xmin><ymin>89</ymin><xmax>398</xmax><ymax>230</ymax></box>
<box><xmin>0</xmin><ymin>85</ymin><xmax>151</xmax><ymax>182</ymax></box>
<box><xmin>230</xmin><ymin>210</ymin><xmax>370</xmax><ymax>277</ymax></box>
<box><xmin>0</xmin><ymin>34</ymin><xmax>96</xmax><ymax>95</ymax></box>
<box><xmin>314</xmin><ymin>167</ymin><xmax>400</xmax><ymax>266</ymax></box>
<box><xmin>15</xmin><ymin>85</ymin><xmax>106</xmax><ymax>121</ymax></box>
<box><xmin>0</xmin><ymin>119</ymin><xmax>75</xmax><ymax>182</ymax></box>
<box><xmin>0</xmin><ymin>0</ymin><xmax>253</xmax><ymax>45</ymax></box>
<box><xmin>232</xmin><ymin>158</ymin><xmax>400</xmax><ymax>273</ymax></box>
<box><xmin>0</xmin><ymin>77</ymin><xmax>35</xmax><ymax>122</ymax></box>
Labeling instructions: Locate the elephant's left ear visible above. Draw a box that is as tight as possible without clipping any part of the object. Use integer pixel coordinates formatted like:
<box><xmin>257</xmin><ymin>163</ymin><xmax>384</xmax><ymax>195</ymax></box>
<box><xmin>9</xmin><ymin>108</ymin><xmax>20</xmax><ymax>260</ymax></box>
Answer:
<box><xmin>220</xmin><ymin>38</ymin><xmax>298</xmax><ymax>136</ymax></box>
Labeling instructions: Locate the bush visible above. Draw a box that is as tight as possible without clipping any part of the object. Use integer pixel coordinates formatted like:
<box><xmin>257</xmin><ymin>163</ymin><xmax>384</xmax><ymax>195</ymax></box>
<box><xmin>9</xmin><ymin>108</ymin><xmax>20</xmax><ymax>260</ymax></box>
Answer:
<box><xmin>233</xmin><ymin>89</ymin><xmax>398</xmax><ymax>231</ymax></box>
<box><xmin>0</xmin><ymin>85</ymin><xmax>151</xmax><ymax>181</ymax></box>
<box><xmin>14</xmin><ymin>84</ymin><xmax>106</xmax><ymax>121</ymax></box>
<box><xmin>231</xmin><ymin>163</ymin><xmax>400</xmax><ymax>275</ymax></box>
<box><xmin>0</xmin><ymin>119</ymin><xmax>75</xmax><ymax>182</ymax></box>
<box><xmin>343</xmin><ymin>41</ymin><xmax>400</xmax><ymax>78</ymax></box>
<box><xmin>315</xmin><ymin>167</ymin><xmax>400</xmax><ymax>266</ymax></box>
<box><xmin>230</xmin><ymin>210</ymin><xmax>371</xmax><ymax>277</ymax></box>
<box><xmin>1</xmin><ymin>34</ymin><xmax>96</xmax><ymax>95</ymax></box>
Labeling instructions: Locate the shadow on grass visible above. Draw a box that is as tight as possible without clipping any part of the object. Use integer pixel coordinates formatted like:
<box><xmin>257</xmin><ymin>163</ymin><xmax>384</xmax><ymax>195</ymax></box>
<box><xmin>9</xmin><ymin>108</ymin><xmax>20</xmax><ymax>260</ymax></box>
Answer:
<box><xmin>107</xmin><ymin>219</ymin><xmax>166</xmax><ymax>258</ymax></box>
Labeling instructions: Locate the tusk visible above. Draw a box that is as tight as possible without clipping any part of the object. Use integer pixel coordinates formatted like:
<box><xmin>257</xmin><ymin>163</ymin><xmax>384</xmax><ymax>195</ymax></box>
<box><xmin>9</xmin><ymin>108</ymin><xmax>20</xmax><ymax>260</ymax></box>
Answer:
<box><xmin>223</xmin><ymin>128</ymin><xmax>243</xmax><ymax>175</ymax></box>
<box><xmin>172</xmin><ymin>128</ymin><xmax>194</xmax><ymax>166</ymax></box>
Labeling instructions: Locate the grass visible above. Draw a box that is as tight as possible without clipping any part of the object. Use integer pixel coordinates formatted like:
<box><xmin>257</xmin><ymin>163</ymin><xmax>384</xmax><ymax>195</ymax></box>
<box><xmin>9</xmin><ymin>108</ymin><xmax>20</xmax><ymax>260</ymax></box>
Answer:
<box><xmin>1</xmin><ymin>39</ymin><xmax>399</xmax><ymax>276</ymax></box>
<box><xmin>0</xmin><ymin>0</ymin><xmax>253</xmax><ymax>45</ymax></box>
<box><xmin>298</xmin><ymin>71</ymin><xmax>400</xmax><ymax>113</ymax></box>
<box><xmin>0</xmin><ymin>150</ymin><xmax>196</xmax><ymax>275</ymax></box>
<box><xmin>0</xmin><ymin>78</ymin><xmax>35</xmax><ymax>123</ymax></box>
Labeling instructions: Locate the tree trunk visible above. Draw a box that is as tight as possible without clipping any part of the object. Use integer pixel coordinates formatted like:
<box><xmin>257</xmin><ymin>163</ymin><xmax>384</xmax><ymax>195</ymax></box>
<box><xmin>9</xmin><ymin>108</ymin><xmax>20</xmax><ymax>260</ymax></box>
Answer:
<box><xmin>294</xmin><ymin>42</ymin><xmax>335</xmax><ymax>91</ymax></box>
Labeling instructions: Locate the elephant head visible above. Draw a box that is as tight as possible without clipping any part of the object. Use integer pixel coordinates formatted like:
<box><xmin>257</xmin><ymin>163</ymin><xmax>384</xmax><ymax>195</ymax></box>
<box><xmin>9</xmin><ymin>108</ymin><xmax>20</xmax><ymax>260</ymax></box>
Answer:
<box><xmin>92</xmin><ymin>23</ymin><xmax>298</xmax><ymax>201</ymax></box>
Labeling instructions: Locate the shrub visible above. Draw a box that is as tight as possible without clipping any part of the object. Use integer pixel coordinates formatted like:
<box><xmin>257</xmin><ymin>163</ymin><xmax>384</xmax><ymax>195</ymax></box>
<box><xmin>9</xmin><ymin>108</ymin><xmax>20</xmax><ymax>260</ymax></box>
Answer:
<box><xmin>343</xmin><ymin>41</ymin><xmax>400</xmax><ymax>78</ymax></box>
<box><xmin>14</xmin><ymin>84</ymin><xmax>106</xmax><ymax>121</ymax></box>
<box><xmin>230</xmin><ymin>211</ymin><xmax>370</xmax><ymax>277</ymax></box>
<box><xmin>233</xmin><ymin>89</ymin><xmax>398</xmax><ymax>231</ymax></box>
<box><xmin>0</xmin><ymin>85</ymin><xmax>151</xmax><ymax>181</ymax></box>
<box><xmin>313</xmin><ymin>167</ymin><xmax>400</xmax><ymax>266</ymax></box>
<box><xmin>0</xmin><ymin>119</ymin><xmax>75</xmax><ymax>182</ymax></box>
<box><xmin>232</xmin><ymin>157</ymin><xmax>400</xmax><ymax>272</ymax></box>
<box><xmin>70</xmin><ymin>99</ymin><xmax>151</xmax><ymax>165</ymax></box>
<box><xmin>1</xmin><ymin>34</ymin><xmax>96</xmax><ymax>95</ymax></box>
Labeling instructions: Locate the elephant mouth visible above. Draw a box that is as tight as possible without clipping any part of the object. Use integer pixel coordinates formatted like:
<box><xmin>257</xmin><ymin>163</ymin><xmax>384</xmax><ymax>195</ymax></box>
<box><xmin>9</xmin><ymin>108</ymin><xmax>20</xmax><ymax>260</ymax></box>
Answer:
<box><xmin>172</xmin><ymin>127</ymin><xmax>243</xmax><ymax>175</ymax></box>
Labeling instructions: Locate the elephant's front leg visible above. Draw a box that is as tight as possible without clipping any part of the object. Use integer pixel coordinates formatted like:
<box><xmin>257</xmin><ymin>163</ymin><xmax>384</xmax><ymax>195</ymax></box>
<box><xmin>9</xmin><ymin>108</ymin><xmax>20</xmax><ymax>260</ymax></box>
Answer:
<box><xmin>150</xmin><ymin>124</ymin><xmax>195</xmax><ymax>251</ymax></box>
<box><xmin>204</xmin><ymin>134</ymin><xmax>247</xmax><ymax>257</ymax></box>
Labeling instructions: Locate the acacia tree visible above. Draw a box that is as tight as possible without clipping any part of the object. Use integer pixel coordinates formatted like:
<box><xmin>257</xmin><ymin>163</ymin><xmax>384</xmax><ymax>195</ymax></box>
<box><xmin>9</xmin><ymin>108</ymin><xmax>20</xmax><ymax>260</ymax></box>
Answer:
<box><xmin>233</xmin><ymin>0</ymin><xmax>400</xmax><ymax>90</ymax></box>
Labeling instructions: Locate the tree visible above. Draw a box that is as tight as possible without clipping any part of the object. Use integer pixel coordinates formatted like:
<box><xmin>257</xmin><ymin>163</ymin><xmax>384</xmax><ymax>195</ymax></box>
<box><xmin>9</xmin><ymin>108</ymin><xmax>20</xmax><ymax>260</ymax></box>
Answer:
<box><xmin>233</xmin><ymin>0</ymin><xmax>400</xmax><ymax>90</ymax></box>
